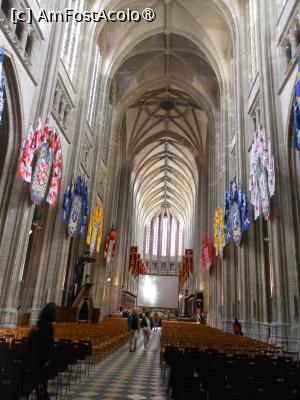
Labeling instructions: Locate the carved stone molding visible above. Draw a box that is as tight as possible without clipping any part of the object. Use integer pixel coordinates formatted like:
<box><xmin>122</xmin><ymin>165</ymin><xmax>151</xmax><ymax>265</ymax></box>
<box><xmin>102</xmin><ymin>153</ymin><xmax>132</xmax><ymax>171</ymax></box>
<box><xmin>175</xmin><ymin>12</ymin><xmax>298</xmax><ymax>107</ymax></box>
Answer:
<box><xmin>0</xmin><ymin>1</ymin><xmax>42</xmax><ymax>81</ymax></box>
<box><xmin>81</xmin><ymin>135</ymin><xmax>92</xmax><ymax>176</ymax></box>
<box><xmin>51</xmin><ymin>79</ymin><xmax>74</xmax><ymax>141</ymax></box>
<box><xmin>97</xmin><ymin>164</ymin><xmax>108</xmax><ymax>200</ymax></box>
<box><xmin>277</xmin><ymin>4</ymin><xmax>300</xmax><ymax>88</ymax></box>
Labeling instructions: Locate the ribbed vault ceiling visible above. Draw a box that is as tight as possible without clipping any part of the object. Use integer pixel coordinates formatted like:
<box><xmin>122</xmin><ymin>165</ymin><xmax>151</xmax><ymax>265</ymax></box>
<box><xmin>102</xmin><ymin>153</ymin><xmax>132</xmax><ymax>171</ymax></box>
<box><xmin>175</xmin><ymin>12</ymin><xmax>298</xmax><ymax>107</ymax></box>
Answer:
<box><xmin>128</xmin><ymin>87</ymin><xmax>202</xmax><ymax>227</ymax></box>
<box><xmin>133</xmin><ymin>138</ymin><xmax>197</xmax><ymax>227</ymax></box>
<box><xmin>95</xmin><ymin>0</ymin><xmax>233</xmax><ymax>243</ymax></box>
<box><xmin>117</xmin><ymin>29</ymin><xmax>217</xmax><ymax>232</ymax></box>
<box><xmin>126</xmin><ymin>87</ymin><xmax>208</xmax><ymax>160</ymax></box>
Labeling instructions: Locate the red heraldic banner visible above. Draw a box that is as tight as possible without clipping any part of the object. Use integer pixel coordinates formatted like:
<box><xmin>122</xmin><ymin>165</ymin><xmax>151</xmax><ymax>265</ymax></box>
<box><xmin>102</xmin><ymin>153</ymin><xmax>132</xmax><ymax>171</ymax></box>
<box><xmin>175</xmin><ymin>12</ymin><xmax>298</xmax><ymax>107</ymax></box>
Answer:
<box><xmin>128</xmin><ymin>246</ymin><xmax>147</xmax><ymax>278</ymax></box>
<box><xmin>185</xmin><ymin>249</ymin><xmax>193</xmax><ymax>276</ymax></box>
<box><xmin>180</xmin><ymin>255</ymin><xmax>188</xmax><ymax>288</ymax></box>
<box><xmin>133</xmin><ymin>254</ymin><xmax>141</xmax><ymax>278</ymax></box>
<box><xmin>202</xmin><ymin>233</ymin><xmax>212</xmax><ymax>272</ymax></box>
<box><xmin>183</xmin><ymin>255</ymin><xmax>188</xmax><ymax>284</ymax></box>
<box><xmin>128</xmin><ymin>246</ymin><xmax>138</xmax><ymax>273</ymax></box>
<box><xmin>104</xmin><ymin>228</ymin><xmax>117</xmax><ymax>262</ymax></box>
<box><xmin>17</xmin><ymin>116</ymin><xmax>62</xmax><ymax>207</ymax></box>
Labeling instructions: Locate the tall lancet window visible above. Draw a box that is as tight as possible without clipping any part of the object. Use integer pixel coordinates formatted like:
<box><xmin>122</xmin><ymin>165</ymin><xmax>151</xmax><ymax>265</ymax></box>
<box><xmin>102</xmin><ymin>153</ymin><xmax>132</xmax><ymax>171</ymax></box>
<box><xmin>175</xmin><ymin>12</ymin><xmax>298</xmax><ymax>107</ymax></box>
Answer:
<box><xmin>161</xmin><ymin>216</ymin><xmax>168</xmax><ymax>256</ymax></box>
<box><xmin>248</xmin><ymin>0</ymin><xmax>258</xmax><ymax>81</ymax></box>
<box><xmin>152</xmin><ymin>217</ymin><xmax>159</xmax><ymax>256</ymax></box>
<box><xmin>178</xmin><ymin>227</ymin><xmax>183</xmax><ymax>256</ymax></box>
<box><xmin>87</xmin><ymin>46</ymin><xmax>101</xmax><ymax>127</ymax></box>
<box><xmin>170</xmin><ymin>218</ymin><xmax>177</xmax><ymax>257</ymax></box>
<box><xmin>145</xmin><ymin>213</ymin><xmax>182</xmax><ymax>262</ymax></box>
<box><xmin>145</xmin><ymin>224</ymin><xmax>151</xmax><ymax>255</ymax></box>
<box><xmin>60</xmin><ymin>0</ymin><xmax>84</xmax><ymax>81</ymax></box>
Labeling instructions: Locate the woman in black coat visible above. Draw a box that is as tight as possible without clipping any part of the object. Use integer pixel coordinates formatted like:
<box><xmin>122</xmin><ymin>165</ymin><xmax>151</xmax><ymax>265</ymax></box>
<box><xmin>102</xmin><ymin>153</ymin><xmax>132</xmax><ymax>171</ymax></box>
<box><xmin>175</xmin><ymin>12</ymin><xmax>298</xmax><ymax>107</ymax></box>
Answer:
<box><xmin>29</xmin><ymin>302</ymin><xmax>56</xmax><ymax>400</ymax></box>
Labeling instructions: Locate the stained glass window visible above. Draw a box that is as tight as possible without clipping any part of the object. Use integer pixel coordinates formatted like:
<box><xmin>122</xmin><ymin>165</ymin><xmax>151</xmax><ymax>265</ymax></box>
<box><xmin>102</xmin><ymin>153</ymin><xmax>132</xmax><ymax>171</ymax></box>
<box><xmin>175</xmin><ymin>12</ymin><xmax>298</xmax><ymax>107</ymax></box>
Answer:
<box><xmin>152</xmin><ymin>217</ymin><xmax>159</xmax><ymax>256</ymax></box>
<box><xmin>145</xmin><ymin>224</ymin><xmax>151</xmax><ymax>255</ymax></box>
<box><xmin>170</xmin><ymin>218</ymin><xmax>177</xmax><ymax>256</ymax></box>
<box><xmin>178</xmin><ymin>227</ymin><xmax>183</xmax><ymax>256</ymax></box>
<box><xmin>87</xmin><ymin>47</ymin><xmax>101</xmax><ymax>127</ymax></box>
<box><xmin>161</xmin><ymin>216</ymin><xmax>168</xmax><ymax>256</ymax></box>
<box><xmin>61</xmin><ymin>0</ymin><xmax>84</xmax><ymax>81</ymax></box>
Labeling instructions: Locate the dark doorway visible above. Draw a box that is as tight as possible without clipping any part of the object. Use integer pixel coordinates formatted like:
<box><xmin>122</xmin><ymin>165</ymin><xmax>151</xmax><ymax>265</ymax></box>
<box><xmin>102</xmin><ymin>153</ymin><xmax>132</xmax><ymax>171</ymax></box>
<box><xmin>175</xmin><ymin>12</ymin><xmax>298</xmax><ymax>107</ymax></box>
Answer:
<box><xmin>79</xmin><ymin>301</ymin><xmax>89</xmax><ymax>321</ymax></box>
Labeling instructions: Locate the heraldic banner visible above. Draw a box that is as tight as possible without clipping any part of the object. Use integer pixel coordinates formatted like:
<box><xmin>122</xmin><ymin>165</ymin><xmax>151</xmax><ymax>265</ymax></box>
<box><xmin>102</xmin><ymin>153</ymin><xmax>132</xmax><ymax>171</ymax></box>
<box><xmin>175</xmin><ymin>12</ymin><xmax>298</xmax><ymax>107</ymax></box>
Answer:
<box><xmin>128</xmin><ymin>246</ymin><xmax>138</xmax><ymax>274</ymax></box>
<box><xmin>104</xmin><ymin>227</ymin><xmax>117</xmax><ymax>264</ymax></box>
<box><xmin>86</xmin><ymin>204</ymin><xmax>103</xmax><ymax>255</ymax></box>
<box><xmin>224</xmin><ymin>177</ymin><xmax>250</xmax><ymax>246</ymax></box>
<box><xmin>214</xmin><ymin>206</ymin><xmax>225</xmax><ymax>257</ymax></box>
<box><xmin>17</xmin><ymin>116</ymin><xmax>63</xmax><ymax>207</ymax></box>
<box><xmin>202</xmin><ymin>232</ymin><xmax>212</xmax><ymax>272</ymax></box>
<box><xmin>128</xmin><ymin>246</ymin><xmax>148</xmax><ymax>278</ymax></box>
<box><xmin>249</xmin><ymin>128</ymin><xmax>275</xmax><ymax>220</ymax></box>
<box><xmin>179</xmin><ymin>250</ymin><xmax>193</xmax><ymax>287</ymax></box>
<box><xmin>61</xmin><ymin>175</ymin><xmax>89</xmax><ymax>237</ymax></box>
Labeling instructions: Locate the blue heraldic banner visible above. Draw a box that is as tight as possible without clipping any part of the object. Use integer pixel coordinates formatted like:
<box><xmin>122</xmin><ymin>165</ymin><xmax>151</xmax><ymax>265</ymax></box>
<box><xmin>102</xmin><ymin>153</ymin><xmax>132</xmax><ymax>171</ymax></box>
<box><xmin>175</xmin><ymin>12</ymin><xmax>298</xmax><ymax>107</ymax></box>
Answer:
<box><xmin>61</xmin><ymin>176</ymin><xmax>89</xmax><ymax>237</ymax></box>
<box><xmin>224</xmin><ymin>177</ymin><xmax>250</xmax><ymax>246</ymax></box>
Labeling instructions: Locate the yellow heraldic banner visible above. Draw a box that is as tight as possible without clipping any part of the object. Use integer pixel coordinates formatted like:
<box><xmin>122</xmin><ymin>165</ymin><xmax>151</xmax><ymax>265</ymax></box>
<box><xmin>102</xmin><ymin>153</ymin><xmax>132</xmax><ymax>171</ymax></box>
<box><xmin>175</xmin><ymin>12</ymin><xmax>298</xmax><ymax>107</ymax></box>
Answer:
<box><xmin>86</xmin><ymin>204</ymin><xmax>103</xmax><ymax>255</ymax></box>
<box><xmin>214</xmin><ymin>206</ymin><xmax>225</xmax><ymax>258</ymax></box>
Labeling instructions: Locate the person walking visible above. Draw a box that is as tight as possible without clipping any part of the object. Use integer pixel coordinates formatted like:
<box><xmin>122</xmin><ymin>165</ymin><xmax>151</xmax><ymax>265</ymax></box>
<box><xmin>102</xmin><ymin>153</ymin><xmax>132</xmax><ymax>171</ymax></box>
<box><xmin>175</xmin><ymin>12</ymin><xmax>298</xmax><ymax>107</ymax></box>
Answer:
<box><xmin>28</xmin><ymin>302</ymin><xmax>56</xmax><ymax>400</ymax></box>
<box><xmin>141</xmin><ymin>311</ymin><xmax>152</xmax><ymax>351</ymax></box>
<box><xmin>152</xmin><ymin>311</ymin><xmax>159</xmax><ymax>331</ymax></box>
<box><xmin>128</xmin><ymin>308</ymin><xmax>140</xmax><ymax>351</ymax></box>
<box><xmin>200</xmin><ymin>312</ymin><xmax>207</xmax><ymax>324</ymax></box>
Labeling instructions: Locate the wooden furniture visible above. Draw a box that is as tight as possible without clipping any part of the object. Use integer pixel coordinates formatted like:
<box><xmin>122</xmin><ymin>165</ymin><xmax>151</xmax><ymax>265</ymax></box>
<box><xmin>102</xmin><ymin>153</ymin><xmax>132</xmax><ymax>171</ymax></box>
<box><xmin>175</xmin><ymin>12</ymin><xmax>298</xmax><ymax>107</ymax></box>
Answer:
<box><xmin>160</xmin><ymin>321</ymin><xmax>286</xmax><ymax>361</ymax></box>
<box><xmin>72</xmin><ymin>282</ymin><xmax>94</xmax><ymax>322</ymax></box>
<box><xmin>16</xmin><ymin>312</ymin><xmax>30</xmax><ymax>327</ymax></box>
<box><xmin>0</xmin><ymin>318</ymin><xmax>129</xmax><ymax>362</ymax></box>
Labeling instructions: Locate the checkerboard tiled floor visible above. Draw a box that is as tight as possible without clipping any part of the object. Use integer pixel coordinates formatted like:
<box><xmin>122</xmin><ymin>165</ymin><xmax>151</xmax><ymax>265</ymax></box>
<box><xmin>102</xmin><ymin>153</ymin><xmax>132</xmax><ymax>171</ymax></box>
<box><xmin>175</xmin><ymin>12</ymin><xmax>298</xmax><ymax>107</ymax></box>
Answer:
<box><xmin>61</xmin><ymin>329</ymin><xmax>166</xmax><ymax>400</ymax></box>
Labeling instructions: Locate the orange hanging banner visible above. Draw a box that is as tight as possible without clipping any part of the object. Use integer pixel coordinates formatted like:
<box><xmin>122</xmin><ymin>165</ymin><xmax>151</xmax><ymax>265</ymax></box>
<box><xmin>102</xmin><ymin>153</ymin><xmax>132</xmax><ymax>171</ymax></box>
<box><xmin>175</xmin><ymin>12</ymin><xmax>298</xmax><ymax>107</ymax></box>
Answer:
<box><xmin>185</xmin><ymin>249</ymin><xmax>193</xmax><ymax>276</ymax></box>
<box><xmin>133</xmin><ymin>254</ymin><xmax>141</xmax><ymax>278</ymax></box>
<box><xmin>128</xmin><ymin>246</ymin><xmax>138</xmax><ymax>272</ymax></box>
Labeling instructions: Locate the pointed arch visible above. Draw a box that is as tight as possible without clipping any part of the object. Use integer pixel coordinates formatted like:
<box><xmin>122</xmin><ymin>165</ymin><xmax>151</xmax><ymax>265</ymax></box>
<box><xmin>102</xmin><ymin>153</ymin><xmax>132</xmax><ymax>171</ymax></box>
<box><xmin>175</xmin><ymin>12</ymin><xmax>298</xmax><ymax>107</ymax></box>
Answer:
<box><xmin>0</xmin><ymin>54</ymin><xmax>23</xmax><ymax>230</ymax></box>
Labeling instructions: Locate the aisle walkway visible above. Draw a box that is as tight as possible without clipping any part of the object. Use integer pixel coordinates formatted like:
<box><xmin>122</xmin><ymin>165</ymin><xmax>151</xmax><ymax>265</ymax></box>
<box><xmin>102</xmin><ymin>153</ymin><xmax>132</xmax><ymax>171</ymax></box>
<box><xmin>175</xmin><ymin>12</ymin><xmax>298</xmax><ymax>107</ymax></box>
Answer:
<box><xmin>63</xmin><ymin>329</ymin><xmax>166</xmax><ymax>400</ymax></box>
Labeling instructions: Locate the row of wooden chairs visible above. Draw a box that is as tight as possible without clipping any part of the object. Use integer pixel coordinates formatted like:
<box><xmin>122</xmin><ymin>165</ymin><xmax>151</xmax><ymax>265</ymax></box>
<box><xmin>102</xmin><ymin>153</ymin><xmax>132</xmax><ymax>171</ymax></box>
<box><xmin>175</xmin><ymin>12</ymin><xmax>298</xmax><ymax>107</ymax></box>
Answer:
<box><xmin>160</xmin><ymin>321</ymin><xmax>294</xmax><ymax>360</ymax></box>
<box><xmin>0</xmin><ymin>318</ymin><xmax>129</xmax><ymax>362</ymax></box>
<box><xmin>0</xmin><ymin>327</ymin><xmax>29</xmax><ymax>342</ymax></box>
<box><xmin>53</xmin><ymin>319</ymin><xmax>129</xmax><ymax>361</ymax></box>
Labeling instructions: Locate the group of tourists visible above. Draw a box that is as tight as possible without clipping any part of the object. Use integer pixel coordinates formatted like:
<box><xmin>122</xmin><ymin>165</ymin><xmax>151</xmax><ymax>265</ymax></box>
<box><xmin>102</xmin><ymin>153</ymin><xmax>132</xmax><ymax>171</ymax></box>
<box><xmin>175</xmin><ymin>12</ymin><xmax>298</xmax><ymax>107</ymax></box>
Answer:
<box><xmin>127</xmin><ymin>308</ymin><xmax>160</xmax><ymax>352</ymax></box>
<box><xmin>23</xmin><ymin>302</ymin><xmax>244</xmax><ymax>400</ymax></box>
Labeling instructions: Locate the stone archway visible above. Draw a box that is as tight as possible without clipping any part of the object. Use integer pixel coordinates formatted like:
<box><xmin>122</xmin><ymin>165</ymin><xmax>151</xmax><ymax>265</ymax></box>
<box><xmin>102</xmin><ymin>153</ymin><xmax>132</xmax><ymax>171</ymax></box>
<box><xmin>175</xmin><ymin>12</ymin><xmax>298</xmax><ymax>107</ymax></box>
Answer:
<box><xmin>93</xmin><ymin>0</ymin><xmax>236</xmax><ymax>316</ymax></box>
<box><xmin>0</xmin><ymin>55</ymin><xmax>22</xmax><ymax>229</ymax></box>
<box><xmin>0</xmin><ymin>55</ymin><xmax>27</xmax><ymax>326</ymax></box>
<box><xmin>287</xmin><ymin>110</ymin><xmax>300</xmax><ymax>316</ymax></box>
